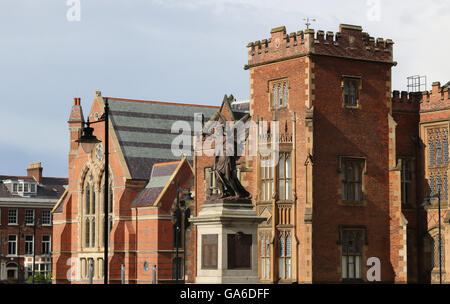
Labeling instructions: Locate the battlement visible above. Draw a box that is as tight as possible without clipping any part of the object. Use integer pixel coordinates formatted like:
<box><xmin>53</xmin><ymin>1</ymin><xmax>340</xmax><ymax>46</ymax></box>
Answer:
<box><xmin>420</xmin><ymin>81</ymin><xmax>450</xmax><ymax>112</ymax></box>
<box><xmin>245</xmin><ymin>24</ymin><xmax>394</xmax><ymax>70</ymax></box>
<box><xmin>391</xmin><ymin>91</ymin><xmax>421</xmax><ymax>112</ymax></box>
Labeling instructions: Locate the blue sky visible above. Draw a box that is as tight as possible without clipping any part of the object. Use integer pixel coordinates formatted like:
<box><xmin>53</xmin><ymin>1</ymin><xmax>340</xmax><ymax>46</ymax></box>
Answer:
<box><xmin>0</xmin><ymin>0</ymin><xmax>448</xmax><ymax>178</ymax></box>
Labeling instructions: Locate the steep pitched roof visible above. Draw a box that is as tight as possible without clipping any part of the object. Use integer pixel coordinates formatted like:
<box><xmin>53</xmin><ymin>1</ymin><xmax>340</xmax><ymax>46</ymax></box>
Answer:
<box><xmin>106</xmin><ymin>97</ymin><xmax>218</xmax><ymax>180</ymax></box>
<box><xmin>52</xmin><ymin>188</ymin><xmax>68</xmax><ymax>213</ymax></box>
<box><xmin>131</xmin><ymin>159</ymin><xmax>191</xmax><ymax>207</ymax></box>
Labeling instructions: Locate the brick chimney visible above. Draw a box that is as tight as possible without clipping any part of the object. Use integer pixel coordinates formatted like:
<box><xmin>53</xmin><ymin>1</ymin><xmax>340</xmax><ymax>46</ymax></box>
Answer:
<box><xmin>27</xmin><ymin>162</ymin><xmax>43</xmax><ymax>183</ymax></box>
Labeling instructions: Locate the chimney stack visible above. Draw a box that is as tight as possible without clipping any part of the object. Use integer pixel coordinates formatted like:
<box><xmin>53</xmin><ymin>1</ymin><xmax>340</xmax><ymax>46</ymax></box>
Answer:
<box><xmin>27</xmin><ymin>162</ymin><xmax>43</xmax><ymax>183</ymax></box>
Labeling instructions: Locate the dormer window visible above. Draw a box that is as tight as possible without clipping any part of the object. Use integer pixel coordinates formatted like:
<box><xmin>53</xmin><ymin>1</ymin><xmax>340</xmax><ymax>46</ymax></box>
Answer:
<box><xmin>13</xmin><ymin>183</ymin><xmax>17</xmax><ymax>192</ymax></box>
<box><xmin>24</xmin><ymin>183</ymin><xmax>29</xmax><ymax>192</ymax></box>
<box><xmin>30</xmin><ymin>184</ymin><xmax>36</xmax><ymax>193</ymax></box>
<box><xmin>18</xmin><ymin>183</ymin><xmax>23</xmax><ymax>192</ymax></box>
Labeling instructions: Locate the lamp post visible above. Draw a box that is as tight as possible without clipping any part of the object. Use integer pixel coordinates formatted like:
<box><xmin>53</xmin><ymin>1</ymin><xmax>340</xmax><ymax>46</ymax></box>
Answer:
<box><xmin>172</xmin><ymin>185</ymin><xmax>191</xmax><ymax>283</ymax></box>
<box><xmin>32</xmin><ymin>218</ymin><xmax>40</xmax><ymax>284</ymax></box>
<box><xmin>17</xmin><ymin>220</ymin><xmax>25</xmax><ymax>283</ymax></box>
<box><xmin>422</xmin><ymin>186</ymin><xmax>442</xmax><ymax>284</ymax></box>
<box><xmin>76</xmin><ymin>98</ymin><xmax>110</xmax><ymax>284</ymax></box>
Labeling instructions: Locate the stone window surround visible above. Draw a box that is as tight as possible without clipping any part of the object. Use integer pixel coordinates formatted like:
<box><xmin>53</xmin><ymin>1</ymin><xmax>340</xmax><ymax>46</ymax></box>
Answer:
<box><xmin>428</xmin><ymin>228</ymin><xmax>446</xmax><ymax>273</ymax></box>
<box><xmin>80</xmin><ymin>169</ymin><xmax>114</xmax><ymax>252</ymax></box>
<box><xmin>398</xmin><ymin>157</ymin><xmax>416</xmax><ymax>207</ymax></box>
<box><xmin>337</xmin><ymin>225</ymin><xmax>368</xmax><ymax>282</ymax></box>
<box><xmin>341</xmin><ymin>75</ymin><xmax>362</xmax><ymax>109</ymax></box>
<box><xmin>259</xmin><ymin>230</ymin><xmax>272</xmax><ymax>281</ymax></box>
<box><xmin>424</xmin><ymin>124</ymin><xmax>449</xmax><ymax>207</ymax></box>
<box><xmin>258</xmin><ymin>151</ymin><xmax>294</xmax><ymax>203</ymax></box>
<box><xmin>277</xmin><ymin>230</ymin><xmax>292</xmax><ymax>281</ymax></box>
<box><xmin>268</xmin><ymin>77</ymin><xmax>289</xmax><ymax>111</ymax></box>
<box><xmin>77</xmin><ymin>159</ymin><xmax>114</xmax><ymax>281</ymax></box>
<box><xmin>337</xmin><ymin>156</ymin><xmax>367</xmax><ymax>206</ymax></box>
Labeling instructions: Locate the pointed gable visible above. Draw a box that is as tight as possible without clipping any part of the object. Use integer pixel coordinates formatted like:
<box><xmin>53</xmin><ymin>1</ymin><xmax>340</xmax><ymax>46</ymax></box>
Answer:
<box><xmin>131</xmin><ymin>157</ymin><xmax>193</xmax><ymax>208</ymax></box>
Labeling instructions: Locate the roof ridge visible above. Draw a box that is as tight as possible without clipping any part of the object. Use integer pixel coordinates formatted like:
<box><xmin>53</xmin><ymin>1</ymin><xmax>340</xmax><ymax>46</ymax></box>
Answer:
<box><xmin>0</xmin><ymin>175</ymin><xmax>67</xmax><ymax>180</ymax></box>
<box><xmin>105</xmin><ymin>97</ymin><xmax>220</xmax><ymax>109</ymax></box>
<box><xmin>153</xmin><ymin>161</ymin><xmax>181</xmax><ymax>167</ymax></box>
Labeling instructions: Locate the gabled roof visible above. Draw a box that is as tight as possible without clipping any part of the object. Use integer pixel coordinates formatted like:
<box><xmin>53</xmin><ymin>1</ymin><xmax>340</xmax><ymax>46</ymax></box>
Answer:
<box><xmin>206</xmin><ymin>94</ymin><xmax>250</xmax><ymax>127</ymax></box>
<box><xmin>131</xmin><ymin>157</ymin><xmax>192</xmax><ymax>207</ymax></box>
<box><xmin>52</xmin><ymin>188</ymin><xmax>68</xmax><ymax>213</ymax></box>
<box><xmin>106</xmin><ymin>97</ymin><xmax>218</xmax><ymax>180</ymax></box>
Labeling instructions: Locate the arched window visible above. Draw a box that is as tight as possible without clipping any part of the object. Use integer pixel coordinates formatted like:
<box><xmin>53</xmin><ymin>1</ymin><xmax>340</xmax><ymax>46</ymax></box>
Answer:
<box><xmin>284</xmin><ymin>83</ymin><xmax>289</xmax><ymax>106</ymax></box>
<box><xmin>444</xmin><ymin>174</ymin><xmax>448</xmax><ymax>201</ymax></box>
<box><xmin>278</xmin><ymin>153</ymin><xmax>292</xmax><ymax>200</ymax></box>
<box><xmin>430</xmin><ymin>176</ymin><xmax>435</xmax><ymax>197</ymax></box>
<box><xmin>278</xmin><ymin>84</ymin><xmax>283</xmax><ymax>106</ymax></box>
<box><xmin>85</xmin><ymin>218</ymin><xmax>90</xmax><ymax>248</ymax></box>
<box><xmin>278</xmin><ymin>235</ymin><xmax>285</xmax><ymax>279</ymax></box>
<box><xmin>278</xmin><ymin>232</ymin><xmax>292</xmax><ymax>280</ymax></box>
<box><xmin>85</xmin><ymin>186</ymin><xmax>90</xmax><ymax>215</ymax></box>
<box><xmin>83</xmin><ymin>173</ymin><xmax>96</xmax><ymax>249</ymax></box>
<box><xmin>429</xmin><ymin>138</ymin><xmax>435</xmax><ymax>166</ymax></box>
<box><xmin>273</xmin><ymin>85</ymin><xmax>278</xmax><ymax>108</ymax></box>
<box><xmin>100</xmin><ymin>174</ymin><xmax>114</xmax><ymax>249</ymax></box>
<box><xmin>444</xmin><ymin>137</ymin><xmax>449</xmax><ymax>164</ymax></box>
<box><xmin>436</xmin><ymin>138</ymin><xmax>442</xmax><ymax>165</ymax></box>
<box><xmin>260</xmin><ymin>232</ymin><xmax>271</xmax><ymax>280</ymax></box>
<box><xmin>432</xmin><ymin>234</ymin><xmax>445</xmax><ymax>270</ymax></box>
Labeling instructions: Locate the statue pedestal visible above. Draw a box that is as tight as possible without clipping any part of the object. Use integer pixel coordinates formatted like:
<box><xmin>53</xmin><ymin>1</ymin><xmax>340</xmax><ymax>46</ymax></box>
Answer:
<box><xmin>190</xmin><ymin>198</ymin><xmax>265</xmax><ymax>284</ymax></box>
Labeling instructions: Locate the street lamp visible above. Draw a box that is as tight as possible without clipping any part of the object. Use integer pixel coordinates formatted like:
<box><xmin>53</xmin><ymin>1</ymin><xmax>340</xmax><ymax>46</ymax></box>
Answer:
<box><xmin>76</xmin><ymin>98</ymin><xmax>110</xmax><ymax>284</ymax></box>
<box><xmin>32</xmin><ymin>218</ymin><xmax>40</xmax><ymax>284</ymax></box>
<box><xmin>172</xmin><ymin>185</ymin><xmax>192</xmax><ymax>283</ymax></box>
<box><xmin>17</xmin><ymin>220</ymin><xmax>25</xmax><ymax>283</ymax></box>
<box><xmin>422</xmin><ymin>186</ymin><xmax>442</xmax><ymax>284</ymax></box>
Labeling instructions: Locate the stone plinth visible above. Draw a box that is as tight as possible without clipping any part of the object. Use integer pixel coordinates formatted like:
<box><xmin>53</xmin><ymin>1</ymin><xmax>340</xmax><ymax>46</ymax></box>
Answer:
<box><xmin>190</xmin><ymin>198</ymin><xmax>265</xmax><ymax>284</ymax></box>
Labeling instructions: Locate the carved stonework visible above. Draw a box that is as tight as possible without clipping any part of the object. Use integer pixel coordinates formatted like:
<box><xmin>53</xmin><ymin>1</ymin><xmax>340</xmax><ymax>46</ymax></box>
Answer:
<box><xmin>259</xmin><ymin>207</ymin><xmax>272</xmax><ymax>225</ymax></box>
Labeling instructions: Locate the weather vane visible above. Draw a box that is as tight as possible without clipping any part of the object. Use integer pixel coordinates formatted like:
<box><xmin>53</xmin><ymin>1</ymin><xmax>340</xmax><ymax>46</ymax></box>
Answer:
<box><xmin>303</xmin><ymin>17</ymin><xmax>316</xmax><ymax>30</ymax></box>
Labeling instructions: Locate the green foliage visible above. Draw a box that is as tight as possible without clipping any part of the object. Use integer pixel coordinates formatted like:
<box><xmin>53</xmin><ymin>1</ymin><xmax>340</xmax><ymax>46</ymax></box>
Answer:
<box><xmin>25</xmin><ymin>272</ymin><xmax>52</xmax><ymax>284</ymax></box>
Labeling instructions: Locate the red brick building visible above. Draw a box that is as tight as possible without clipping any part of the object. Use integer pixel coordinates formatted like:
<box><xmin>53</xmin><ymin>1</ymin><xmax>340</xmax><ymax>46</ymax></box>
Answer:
<box><xmin>192</xmin><ymin>24</ymin><xmax>448</xmax><ymax>283</ymax></box>
<box><xmin>0</xmin><ymin>162</ymin><xmax>67</xmax><ymax>282</ymax></box>
<box><xmin>53</xmin><ymin>23</ymin><xmax>448</xmax><ymax>284</ymax></box>
<box><xmin>52</xmin><ymin>94</ymin><xmax>217</xmax><ymax>283</ymax></box>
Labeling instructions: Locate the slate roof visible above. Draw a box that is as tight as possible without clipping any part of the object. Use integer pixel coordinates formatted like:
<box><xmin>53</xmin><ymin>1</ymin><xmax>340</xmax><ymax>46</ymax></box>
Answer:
<box><xmin>131</xmin><ymin>161</ymin><xmax>181</xmax><ymax>207</ymax></box>
<box><xmin>0</xmin><ymin>175</ymin><xmax>68</xmax><ymax>200</ymax></box>
<box><xmin>107</xmin><ymin>98</ymin><xmax>218</xmax><ymax>180</ymax></box>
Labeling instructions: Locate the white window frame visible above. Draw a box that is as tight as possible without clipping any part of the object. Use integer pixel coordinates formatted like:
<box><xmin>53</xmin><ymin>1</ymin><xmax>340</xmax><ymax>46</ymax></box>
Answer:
<box><xmin>25</xmin><ymin>209</ymin><xmax>35</xmax><ymax>226</ymax></box>
<box><xmin>42</xmin><ymin>235</ymin><xmax>51</xmax><ymax>255</ymax></box>
<box><xmin>8</xmin><ymin>209</ymin><xmax>18</xmax><ymax>225</ymax></box>
<box><xmin>42</xmin><ymin>210</ymin><xmax>52</xmax><ymax>226</ymax></box>
<box><xmin>8</xmin><ymin>234</ymin><xmax>17</xmax><ymax>256</ymax></box>
<box><xmin>25</xmin><ymin>235</ymin><xmax>34</xmax><ymax>255</ymax></box>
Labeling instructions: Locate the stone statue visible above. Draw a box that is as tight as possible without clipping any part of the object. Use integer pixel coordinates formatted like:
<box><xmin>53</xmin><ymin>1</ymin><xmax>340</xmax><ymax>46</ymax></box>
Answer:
<box><xmin>204</xmin><ymin>112</ymin><xmax>251</xmax><ymax>200</ymax></box>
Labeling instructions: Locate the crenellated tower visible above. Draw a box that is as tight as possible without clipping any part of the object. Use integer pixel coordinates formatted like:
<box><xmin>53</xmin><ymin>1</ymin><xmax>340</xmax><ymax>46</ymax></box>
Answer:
<box><xmin>245</xmin><ymin>24</ymin><xmax>400</xmax><ymax>283</ymax></box>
